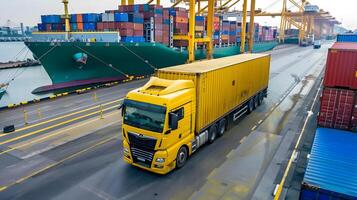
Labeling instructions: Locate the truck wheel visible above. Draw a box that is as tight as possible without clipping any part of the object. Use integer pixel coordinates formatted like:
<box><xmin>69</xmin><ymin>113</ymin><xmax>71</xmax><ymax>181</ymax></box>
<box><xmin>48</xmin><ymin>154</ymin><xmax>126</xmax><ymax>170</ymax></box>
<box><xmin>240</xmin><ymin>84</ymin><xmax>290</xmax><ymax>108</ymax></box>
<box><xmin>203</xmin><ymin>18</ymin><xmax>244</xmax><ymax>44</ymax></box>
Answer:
<box><xmin>254</xmin><ymin>95</ymin><xmax>259</xmax><ymax>109</ymax></box>
<box><xmin>218</xmin><ymin>119</ymin><xmax>227</xmax><ymax>137</ymax></box>
<box><xmin>248</xmin><ymin>98</ymin><xmax>254</xmax><ymax>113</ymax></box>
<box><xmin>176</xmin><ymin>146</ymin><xmax>188</xmax><ymax>169</ymax></box>
<box><xmin>208</xmin><ymin>125</ymin><xmax>217</xmax><ymax>144</ymax></box>
<box><xmin>258</xmin><ymin>93</ymin><xmax>263</xmax><ymax>105</ymax></box>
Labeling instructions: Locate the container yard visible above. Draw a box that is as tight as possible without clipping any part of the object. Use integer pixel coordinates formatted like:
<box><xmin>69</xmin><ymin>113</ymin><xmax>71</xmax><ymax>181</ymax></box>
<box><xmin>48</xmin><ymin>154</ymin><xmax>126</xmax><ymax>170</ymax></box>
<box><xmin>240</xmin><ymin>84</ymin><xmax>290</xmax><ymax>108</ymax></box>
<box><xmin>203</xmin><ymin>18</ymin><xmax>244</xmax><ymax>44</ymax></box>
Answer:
<box><xmin>0</xmin><ymin>0</ymin><xmax>356</xmax><ymax>200</ymax></box>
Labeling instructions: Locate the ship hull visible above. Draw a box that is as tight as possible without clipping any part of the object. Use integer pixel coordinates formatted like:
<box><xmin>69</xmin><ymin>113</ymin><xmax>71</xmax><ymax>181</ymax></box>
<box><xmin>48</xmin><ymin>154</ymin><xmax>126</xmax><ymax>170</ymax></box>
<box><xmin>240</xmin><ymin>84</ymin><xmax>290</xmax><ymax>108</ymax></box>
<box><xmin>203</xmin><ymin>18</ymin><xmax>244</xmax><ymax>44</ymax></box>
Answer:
<box><xmin>25</xmin><ymin>41</ymin><xmax>277</xmax><ymax>93</ymax></box>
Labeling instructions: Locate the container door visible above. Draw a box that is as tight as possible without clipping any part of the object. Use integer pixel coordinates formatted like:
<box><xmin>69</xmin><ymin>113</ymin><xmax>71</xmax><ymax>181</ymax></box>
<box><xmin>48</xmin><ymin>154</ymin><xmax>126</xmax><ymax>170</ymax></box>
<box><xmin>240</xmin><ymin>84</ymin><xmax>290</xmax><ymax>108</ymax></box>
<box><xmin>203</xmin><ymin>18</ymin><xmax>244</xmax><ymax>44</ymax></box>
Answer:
<box><xmin>334</xmin><ymin>90</ymin><xmax>354</xmax><ymax>130</ymax></box>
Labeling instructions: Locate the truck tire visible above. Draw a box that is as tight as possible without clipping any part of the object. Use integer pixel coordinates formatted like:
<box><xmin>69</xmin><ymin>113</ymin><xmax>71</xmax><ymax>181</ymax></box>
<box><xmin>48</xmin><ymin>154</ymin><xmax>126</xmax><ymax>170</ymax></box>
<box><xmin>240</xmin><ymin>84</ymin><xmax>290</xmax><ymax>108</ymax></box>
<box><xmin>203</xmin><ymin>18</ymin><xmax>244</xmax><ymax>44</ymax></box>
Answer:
<box><xmin>248</xmin><ymin>98</ymin><xmax>254</xmax><ymax>114</ymax></box>
<box><xmin>218</xmin><ymin>119</ymin><xmax>227</xmax><ymax>137</ymax></box>
<box><xmin>258</xmin><ymin>93</ymin><xmax>263</xmax><ymax>105</ymax></box>
<box><xmin>208</xmin><ymin>125</ymin><xmax>217</xmax><ymax>144</ymax></box>
<box><xmin>254</xmin><ymin>95</ymin><xmax>259</xmax><ymax>109</ymax></box>
<box><xmin>176</xmin><ymin>146</ymin><xmax>188</xmax><ymax>169</ymax></box>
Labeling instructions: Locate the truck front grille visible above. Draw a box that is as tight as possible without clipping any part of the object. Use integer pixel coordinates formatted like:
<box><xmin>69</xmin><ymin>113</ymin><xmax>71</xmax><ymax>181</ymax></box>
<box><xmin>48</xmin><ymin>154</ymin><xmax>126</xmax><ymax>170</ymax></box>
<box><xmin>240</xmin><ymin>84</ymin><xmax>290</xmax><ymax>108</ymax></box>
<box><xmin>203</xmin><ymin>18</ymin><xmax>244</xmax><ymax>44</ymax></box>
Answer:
<box><xmin>127</xmin><ymin>132</ymin><xmax>157</xmax><ymax>151</ymax></box>
<box><xmin>130</xmin><ymin>147</ymin><xmax>154</xmax><ymax>167</ymax></box>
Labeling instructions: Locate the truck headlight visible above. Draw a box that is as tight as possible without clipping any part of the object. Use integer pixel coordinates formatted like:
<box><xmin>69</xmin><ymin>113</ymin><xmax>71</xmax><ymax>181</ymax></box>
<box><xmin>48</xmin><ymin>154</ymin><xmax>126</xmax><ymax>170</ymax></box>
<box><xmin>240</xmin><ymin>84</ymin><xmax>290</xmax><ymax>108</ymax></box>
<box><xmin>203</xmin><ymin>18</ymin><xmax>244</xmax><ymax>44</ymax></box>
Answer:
<box><xmin>156</xmin><ymin>158</ymin><xmax>165</xmax><ymax>163</ymax></box>
<box><xmin>124</xmin><ymin>147</ymin><xmax>130</xmax><ymax>155</ymax></box>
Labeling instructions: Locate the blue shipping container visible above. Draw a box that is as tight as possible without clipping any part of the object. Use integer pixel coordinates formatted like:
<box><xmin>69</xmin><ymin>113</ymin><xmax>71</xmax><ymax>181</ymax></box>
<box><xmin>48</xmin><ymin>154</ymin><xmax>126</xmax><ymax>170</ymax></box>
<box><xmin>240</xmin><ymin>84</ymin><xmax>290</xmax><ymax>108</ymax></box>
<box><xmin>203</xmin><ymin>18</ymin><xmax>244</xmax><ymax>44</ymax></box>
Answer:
<box><xmin>128</xmin><ymin>13</ymin><xmax>144</xmax><ymax>23</ymax></box>
<box><xmin>48</xmin><ymin>15</ymin><xmax>61</xmax><ymax>24</ymax></box>
<box><xmin>300</xmin><ymin>128</ymin><xmax>357</xmax><ymax>199</ymax></box>
<box><xmin>83</xmin><ymin>13</ymin><xmax>99</xmax><ymax>23</ymax></box>
<box><xmin>337</xmin><ymin>34</ymin><xmax>357</xmax><ymax>42</ymax></box>
<box><xmin>114</xmin><ymin>13</ymin><xmax>129</xmax><ymax>22</ymax></box>
<box><xmin>70</xmin><ymin>14</ymin><xmax>77</xmax><ymax>23</ymax></box>
<box><xmin>71</xmin><ymin>23</ymin><xmax>78</xmax><ymax>31</ymax></box>
<box><xmin>37</xmin><ymin>23</ymin><xmax>46</xmax><ymax>31</ymax></box>
<box><xmin>195</xmin><ymin>16</ymin><xmax>205</xmax><ymax>21</ymax></box>
<box><xmin>83</xmin><ymin>23</ymin><xmax>96</xmax><ymax>31</ymax></box>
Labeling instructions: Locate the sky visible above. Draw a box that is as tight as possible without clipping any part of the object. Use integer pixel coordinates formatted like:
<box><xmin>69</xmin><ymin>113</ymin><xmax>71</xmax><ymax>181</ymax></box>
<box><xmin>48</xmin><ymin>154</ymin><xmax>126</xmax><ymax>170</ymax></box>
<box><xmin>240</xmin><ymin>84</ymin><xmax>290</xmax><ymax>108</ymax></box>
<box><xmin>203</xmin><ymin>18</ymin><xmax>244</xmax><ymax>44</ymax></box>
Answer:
<box><xmin>0</xmin><ymin>0</ymin><xmax>355</xmax><ymax>30</ymax></box>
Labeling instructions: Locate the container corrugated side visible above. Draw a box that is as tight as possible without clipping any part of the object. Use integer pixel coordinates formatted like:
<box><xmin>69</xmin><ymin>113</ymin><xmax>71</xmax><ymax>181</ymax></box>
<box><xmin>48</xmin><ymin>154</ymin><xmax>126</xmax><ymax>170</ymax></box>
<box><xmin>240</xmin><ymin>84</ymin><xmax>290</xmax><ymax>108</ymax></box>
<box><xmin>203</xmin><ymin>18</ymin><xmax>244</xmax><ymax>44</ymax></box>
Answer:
<box><xmin>318</xmin><ymin>87</ymin><xmax>356</xmax><ymax>131</ymax></box>
<box><xmin>337</xmin><ymin>34</ymin><xmax>357</xmax><ymax>42</ymax></box>
<box><xmin>156</xmin><ymin>54</ymin><xmax>270</xmax><ymax>132</ymax></box>
<box><xmin>300</xmin><ymin>128</ymin><xmax>357</xmax><ymax>199</ymax></box>
<box><xmin>324</xmin><ymin>42</ymin><xmax>357</xmax><ymax>89</ymax></box>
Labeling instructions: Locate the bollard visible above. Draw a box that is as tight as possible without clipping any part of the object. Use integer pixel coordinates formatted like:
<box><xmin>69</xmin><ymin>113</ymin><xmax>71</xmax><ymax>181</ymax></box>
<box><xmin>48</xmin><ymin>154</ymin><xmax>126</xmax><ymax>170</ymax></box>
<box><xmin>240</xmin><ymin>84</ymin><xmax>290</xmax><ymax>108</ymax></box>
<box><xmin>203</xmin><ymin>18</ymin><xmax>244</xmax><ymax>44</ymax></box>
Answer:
<box><xmin>37</xmin><ymin>108</ymin><xmax>42</xmax><ymax>119</ymax></box>
<box><xmin>23</xmin><ymin>109</ymin><xmax>29</xmax><ymax>125</ymax></box>
<box><xmin>100</xmin><ymin>104</ymin><xmax>104</xmax><ymax>119</ymax></box>
<box><xmin>92</xmin><ymin>92</ymin><xmax>98</xmax><ymax>102</ymax></box>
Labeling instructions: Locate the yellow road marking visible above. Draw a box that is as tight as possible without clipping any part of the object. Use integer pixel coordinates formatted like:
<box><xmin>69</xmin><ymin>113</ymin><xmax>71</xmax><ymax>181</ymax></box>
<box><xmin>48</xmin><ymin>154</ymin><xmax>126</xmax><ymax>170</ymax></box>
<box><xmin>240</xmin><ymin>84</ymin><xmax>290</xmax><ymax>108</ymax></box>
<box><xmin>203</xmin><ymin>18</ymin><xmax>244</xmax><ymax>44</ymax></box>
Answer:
<box><xmin>0</xmin><ymin>105</ymin><xmax>118</xmax><ymax>146</ymax></box>
<box><xmin>274</xmin><ymin>81</ymin><xmax>322</xmax><ymax>200</ymax></box>
<box><xmin>1</xmin><ymin>111</ymin><xmax>121</xmax><ymax>156</ymax></box>
<box><xmin>0</xmin><ymin>98</ymin><xmax>122</xmax><ymax>137</ymax></box>
<box><xmin>0</xmin><ymin>135</ymin><xmax>118</xmax><ymax>192</ymax></box>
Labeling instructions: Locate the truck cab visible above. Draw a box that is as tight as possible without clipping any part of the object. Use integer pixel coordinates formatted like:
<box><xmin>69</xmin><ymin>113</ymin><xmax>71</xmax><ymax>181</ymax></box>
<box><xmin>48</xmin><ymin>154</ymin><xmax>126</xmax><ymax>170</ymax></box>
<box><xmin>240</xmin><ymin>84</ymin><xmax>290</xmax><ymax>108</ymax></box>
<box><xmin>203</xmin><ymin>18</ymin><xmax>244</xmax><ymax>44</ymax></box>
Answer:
<box><xmin>122</xmin><ymin>77</ymin><xmax>196</xmax><ymax>174</ymax></box>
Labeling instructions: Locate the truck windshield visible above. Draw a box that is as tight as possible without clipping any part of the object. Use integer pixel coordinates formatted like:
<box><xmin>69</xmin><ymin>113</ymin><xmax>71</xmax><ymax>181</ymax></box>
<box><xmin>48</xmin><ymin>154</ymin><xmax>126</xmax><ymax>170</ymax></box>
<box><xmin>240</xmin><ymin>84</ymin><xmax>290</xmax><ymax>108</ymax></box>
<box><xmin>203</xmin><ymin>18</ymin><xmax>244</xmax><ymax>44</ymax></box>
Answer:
<box><xmin>123</xmin><ymin>99</ymin><xmax>166</xmax><ymax>133</ymax></box>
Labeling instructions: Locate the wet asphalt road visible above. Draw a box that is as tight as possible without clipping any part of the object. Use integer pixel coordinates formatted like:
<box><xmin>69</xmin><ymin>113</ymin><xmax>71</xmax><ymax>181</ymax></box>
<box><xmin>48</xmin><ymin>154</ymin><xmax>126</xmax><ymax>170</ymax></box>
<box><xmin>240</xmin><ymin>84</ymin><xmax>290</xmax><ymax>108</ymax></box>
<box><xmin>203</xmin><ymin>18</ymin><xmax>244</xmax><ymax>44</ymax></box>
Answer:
<box><xmin>0</xmin><ymin>43</ymin><xmax>332</xmax><ymax>200</ymax></box>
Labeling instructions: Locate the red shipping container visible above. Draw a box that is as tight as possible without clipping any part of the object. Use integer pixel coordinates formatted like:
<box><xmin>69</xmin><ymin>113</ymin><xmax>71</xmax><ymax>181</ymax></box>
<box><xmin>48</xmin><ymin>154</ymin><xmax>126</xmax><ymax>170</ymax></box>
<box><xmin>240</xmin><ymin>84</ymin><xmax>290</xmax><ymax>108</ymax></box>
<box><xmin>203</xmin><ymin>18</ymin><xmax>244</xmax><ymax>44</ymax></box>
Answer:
<box><xmin>133</xmin><ymin>23</ymin><xmax>144</xmax><ymax>31</ymax></box>
<box><xmin>318</xmin><ymin>87</ymin><xmax>357</xmax><ymax>131</ymax></box>
<box><xmin>324</xmin><ymin>42</ymin><xmax>357</xmax><ymax>89</ymax></box>
<box><xmin>107</xmin><ymin>22</ymin><xmax>115</xmax><ymax>30</ymax></box>
<box><xmin>77</xmin><ymin>23</ymin><xmax>84</xmax><ymax>31</ymax></box>
<box><xmin>133</xmin><ymin>30</ymin><xmax>143</xmax><ymax>36</ymax></box>
<box><xmin>120</xmin><ymin>29</ymin><xmax>133</xmax><ymax>36</ymax></box>
<box><xmin>97</xmin><ymin>22</ymin><xmax>104</xmax><ymax>31</ymax></box>
<box><xmin>119</xmin><ymin>22</ymin><xmax>134</xmax><ymax>29</ymax></box>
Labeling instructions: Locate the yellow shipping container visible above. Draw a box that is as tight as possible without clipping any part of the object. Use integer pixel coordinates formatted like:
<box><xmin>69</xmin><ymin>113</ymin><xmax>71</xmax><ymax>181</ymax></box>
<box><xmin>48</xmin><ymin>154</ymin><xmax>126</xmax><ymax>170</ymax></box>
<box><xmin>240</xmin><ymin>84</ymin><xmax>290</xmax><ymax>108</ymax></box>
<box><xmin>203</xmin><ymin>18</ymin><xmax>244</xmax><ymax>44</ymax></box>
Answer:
<box><xmin>156</xmin><ymin>53</ymin><xmax>270</xmax><ymax>133</ymax></box>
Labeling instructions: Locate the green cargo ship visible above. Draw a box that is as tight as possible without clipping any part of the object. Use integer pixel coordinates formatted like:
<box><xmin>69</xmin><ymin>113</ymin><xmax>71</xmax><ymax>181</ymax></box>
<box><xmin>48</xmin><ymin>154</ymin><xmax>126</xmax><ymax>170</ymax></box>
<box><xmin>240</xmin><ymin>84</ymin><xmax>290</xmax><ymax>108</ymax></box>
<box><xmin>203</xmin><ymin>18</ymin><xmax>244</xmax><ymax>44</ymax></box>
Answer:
<box><xmin>25</xmin><ymin>39</ymin><xmax>277</xmax><ymax>93</ymax></box>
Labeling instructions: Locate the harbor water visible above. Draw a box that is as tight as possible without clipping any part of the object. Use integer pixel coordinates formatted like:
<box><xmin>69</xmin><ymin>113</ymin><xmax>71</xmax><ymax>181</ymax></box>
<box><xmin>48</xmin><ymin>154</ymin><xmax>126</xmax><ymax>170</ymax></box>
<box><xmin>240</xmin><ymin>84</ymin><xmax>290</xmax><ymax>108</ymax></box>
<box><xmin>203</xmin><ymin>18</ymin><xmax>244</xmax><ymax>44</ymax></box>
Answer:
<box><xmin>0</xmin><ymin>42</ymin><xmax>52</xmax><ymax>108</ymax></box>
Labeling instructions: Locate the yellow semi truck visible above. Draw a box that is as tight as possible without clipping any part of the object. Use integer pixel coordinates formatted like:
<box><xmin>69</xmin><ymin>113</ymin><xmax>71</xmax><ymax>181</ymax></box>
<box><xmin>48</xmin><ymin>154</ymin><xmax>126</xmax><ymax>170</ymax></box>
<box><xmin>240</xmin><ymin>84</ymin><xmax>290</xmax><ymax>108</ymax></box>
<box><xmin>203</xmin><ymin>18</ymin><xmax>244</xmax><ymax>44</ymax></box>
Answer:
<box><xmin>121</xmin><ymin>54</ymin><xmax>271</xmax><ymax>174</ymax></box>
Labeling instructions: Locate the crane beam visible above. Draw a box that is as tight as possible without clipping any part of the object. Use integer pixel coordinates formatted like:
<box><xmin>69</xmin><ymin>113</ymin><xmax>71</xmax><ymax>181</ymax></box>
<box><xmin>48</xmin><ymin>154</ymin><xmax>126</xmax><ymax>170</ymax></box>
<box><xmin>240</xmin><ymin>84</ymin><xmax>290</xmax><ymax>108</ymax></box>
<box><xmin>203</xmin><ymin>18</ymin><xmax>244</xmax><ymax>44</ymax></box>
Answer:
<box><xmin>248</xmin><ymin>0</ymin><xmax>256</xmax><ymax>52</ymax></box>
<box><xmin>240</xmin><ymin>0</ymin><xmax>248</xmax><ymax>53</ymax></box>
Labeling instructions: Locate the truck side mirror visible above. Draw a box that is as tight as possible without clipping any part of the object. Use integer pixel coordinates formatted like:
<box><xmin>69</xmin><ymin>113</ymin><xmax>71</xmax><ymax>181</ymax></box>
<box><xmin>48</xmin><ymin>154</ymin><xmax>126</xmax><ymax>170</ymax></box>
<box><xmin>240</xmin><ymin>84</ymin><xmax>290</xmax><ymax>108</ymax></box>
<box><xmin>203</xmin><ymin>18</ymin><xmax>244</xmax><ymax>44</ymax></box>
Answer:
<box><xmin>169</xmin><ymin>112</ymin><xmax>179</xmax><ymax>130</ymax></box>
<box><xmin>119</xmin><ymin>103</ymin><xmax>125</xmax><ymax>117</ymax></box>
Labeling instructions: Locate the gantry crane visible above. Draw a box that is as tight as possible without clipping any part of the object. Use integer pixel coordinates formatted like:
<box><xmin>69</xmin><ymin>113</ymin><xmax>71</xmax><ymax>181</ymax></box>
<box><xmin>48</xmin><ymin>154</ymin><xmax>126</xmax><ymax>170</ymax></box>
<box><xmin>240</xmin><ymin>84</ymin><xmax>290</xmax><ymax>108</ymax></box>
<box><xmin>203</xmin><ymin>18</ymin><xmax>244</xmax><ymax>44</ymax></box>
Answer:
<box><xmin>255</xmin><ymin>0</ymin><xmax>339</xmax><ymax>44</ymax></box>
<box><xmin>62</xmin><ymin>0</ymin><xmax>71</xmax><ymax>40</ymax></box>
<box><xmin>171</xmin><ymin>0</ymin><xmax>256</xmax><ymax>62</ymax></box>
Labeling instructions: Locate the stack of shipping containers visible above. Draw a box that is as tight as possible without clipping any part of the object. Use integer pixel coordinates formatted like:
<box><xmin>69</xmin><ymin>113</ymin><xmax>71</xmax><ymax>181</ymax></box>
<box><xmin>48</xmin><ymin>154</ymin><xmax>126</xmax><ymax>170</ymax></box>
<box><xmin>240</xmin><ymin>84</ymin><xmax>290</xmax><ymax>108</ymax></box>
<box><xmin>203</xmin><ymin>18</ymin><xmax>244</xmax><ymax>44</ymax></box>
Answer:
<box><xmin>318</xmin><ymin>36</ymin><xmax>357</xmax><ymax>131</ymax></box>
<box><xmin>300</xmin><ymin>34</ymin><xmax>357</xmax><ymax>199</ymax></box>
<box><xmin>37</xmin><ymin>4</ymin><xmax>277</xmax><ymax>46</ymax></box>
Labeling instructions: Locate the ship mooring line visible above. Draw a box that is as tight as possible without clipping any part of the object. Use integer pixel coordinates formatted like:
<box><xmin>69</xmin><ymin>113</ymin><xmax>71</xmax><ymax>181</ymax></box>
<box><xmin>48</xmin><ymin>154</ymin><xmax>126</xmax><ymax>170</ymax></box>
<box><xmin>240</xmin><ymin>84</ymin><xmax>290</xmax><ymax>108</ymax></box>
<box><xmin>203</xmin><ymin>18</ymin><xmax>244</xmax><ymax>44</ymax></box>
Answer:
<box><xmin>0</xmin><ymin>104</ymin><xmax>119</xmax><ymax>147</ymax></box>
<box><xmin>0</xmin><ymin>98</ymin><xmax>122</xmax><ymax>138</ymax></box>
<box><xmin>121</xmin><ymin>45</ymin><xmax>157</xmax><ymax>71</ymax></box>
<box><xmin>74</xmin><ymin>45</ymin><xmax>130</xmax><ymax>78</ymax></box>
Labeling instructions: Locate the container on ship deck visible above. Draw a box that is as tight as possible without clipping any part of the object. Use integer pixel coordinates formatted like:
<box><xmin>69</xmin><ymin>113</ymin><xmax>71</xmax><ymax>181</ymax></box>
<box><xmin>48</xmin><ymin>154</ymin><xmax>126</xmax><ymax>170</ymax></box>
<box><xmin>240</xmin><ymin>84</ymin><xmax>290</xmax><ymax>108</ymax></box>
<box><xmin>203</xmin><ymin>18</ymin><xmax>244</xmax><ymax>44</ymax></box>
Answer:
<box><xmin>102</xmin><ymin>13</ymin><xmax>115</xmax><ymax>22</ymax></box>
<box><xmin>77</xmin><ymin>23</ymin><xmax>84</xmax><ymax>31</ymax></box>
<box><xmin>82</xmin><ymin>13</ymin><xmax>99</xmax><ymax>23</ymax></box>
<box><xmin>337</xmin><ymin>34</ymin><xmax>357</xmax><ymax>42</ymax></box>
<box><xmin>114</xmin><ymin>13</ymin><xmax>129</xmax><ymax>22</ymax></box>
<box><xmin>318</xmin><ymin>87</ymin><xmax>357</xmax><ymax>131</ymax></box>
<box><xmin>83</xmin><ymin>23</ymin><xmax>96</xmax><ymax>31</ymax></box>
<box><xmin>128</xmin><ymin>13</ymin><xmax>144</xmax><ymax>23</ymax></box>
<box><xmin>174</xmin><ymin>40</ymin><xmax>188</xmax><ymax>47</ymax></box>
<box><xmin>97</xmin><ymin>22</ymin><xmax>104</xmax><ymax>31</ymax></box>
<box><xmin>324</xmin><ymin>42</ymin><xmax>357</xmax><ymax>90</ymax></box>
<box><xmin>120</xmin><ymin>29</ymin><xmax>134</xmax><ymax>36</ymax></box>
<box><xmin>133</xmin><ymin>30</ymin><xmax>143</xmax><ymax>36</ymax></box>
<box><xmin>133</xmin><ymin>23</ymin><xmax>144</xmax><ymax>31</ymax></box>
<box><xmin>154</xmin><ymin>23</ymin><xmax>163</xmax><ymax>31</ymax></box>
<box><xmin>117</xmin><ymin>22</ymin><xmax>134</xmax><ymax>29</ymax></box>
<box><xmin>70</xmin><ymin>23</ymin><xmax>77</xmax><ymax>31</ymax></box>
